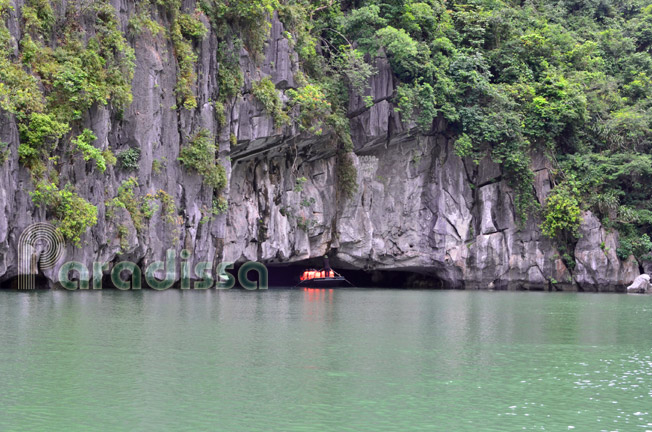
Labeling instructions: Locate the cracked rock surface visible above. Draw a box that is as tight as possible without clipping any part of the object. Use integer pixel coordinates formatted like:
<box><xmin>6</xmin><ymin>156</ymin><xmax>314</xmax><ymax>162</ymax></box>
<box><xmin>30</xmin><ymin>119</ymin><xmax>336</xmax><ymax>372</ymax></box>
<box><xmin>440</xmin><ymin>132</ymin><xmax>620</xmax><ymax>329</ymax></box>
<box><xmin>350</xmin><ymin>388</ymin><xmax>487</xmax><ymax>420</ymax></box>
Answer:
<box><xmin>0</xmin><ymin>6</ymin><xmax>639</xmax><ymax>290</ymax></box>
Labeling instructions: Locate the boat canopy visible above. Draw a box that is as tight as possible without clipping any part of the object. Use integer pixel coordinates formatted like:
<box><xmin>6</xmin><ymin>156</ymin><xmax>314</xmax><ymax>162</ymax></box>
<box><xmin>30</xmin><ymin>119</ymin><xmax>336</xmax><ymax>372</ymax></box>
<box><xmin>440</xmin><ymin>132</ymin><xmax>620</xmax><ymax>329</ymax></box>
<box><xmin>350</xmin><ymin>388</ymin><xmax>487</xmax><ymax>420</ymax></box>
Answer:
<box><xmin>300</xmin><ymin>269</ymin><xmax>335</xmax><ymax>281</ymax></box>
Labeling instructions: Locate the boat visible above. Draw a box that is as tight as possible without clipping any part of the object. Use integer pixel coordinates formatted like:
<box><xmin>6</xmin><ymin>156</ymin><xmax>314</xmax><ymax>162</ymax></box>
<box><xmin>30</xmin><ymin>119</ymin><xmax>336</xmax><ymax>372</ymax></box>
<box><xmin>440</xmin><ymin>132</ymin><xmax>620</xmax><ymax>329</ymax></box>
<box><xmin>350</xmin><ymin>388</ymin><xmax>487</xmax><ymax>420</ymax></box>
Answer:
<box><xmin>295</xmin><ymin>269</ymin><xmax>354</xmax><ymax>288</ymax></box>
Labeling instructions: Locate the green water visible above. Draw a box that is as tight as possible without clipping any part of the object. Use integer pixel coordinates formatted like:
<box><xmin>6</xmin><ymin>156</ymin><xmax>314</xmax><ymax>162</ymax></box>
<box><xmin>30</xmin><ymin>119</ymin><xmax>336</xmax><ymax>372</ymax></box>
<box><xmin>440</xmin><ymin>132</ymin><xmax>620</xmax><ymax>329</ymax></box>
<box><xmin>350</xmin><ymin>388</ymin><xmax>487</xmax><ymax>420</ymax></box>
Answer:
<box><xmin>1</xmin><ymin>289</ymin><xmax>651</xmax><ymax>431</ymax></box>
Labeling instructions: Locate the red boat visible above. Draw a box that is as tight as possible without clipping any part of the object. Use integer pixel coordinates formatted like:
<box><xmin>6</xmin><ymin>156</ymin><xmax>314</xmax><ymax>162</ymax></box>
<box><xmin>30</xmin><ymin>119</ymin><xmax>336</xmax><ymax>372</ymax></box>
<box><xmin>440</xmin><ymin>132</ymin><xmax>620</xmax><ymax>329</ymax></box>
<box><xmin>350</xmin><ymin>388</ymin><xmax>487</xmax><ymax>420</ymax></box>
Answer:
<box><xmin>296</xmin><ymin>269</ymin><xmax>353</xmax><ymax>288</ymax></box>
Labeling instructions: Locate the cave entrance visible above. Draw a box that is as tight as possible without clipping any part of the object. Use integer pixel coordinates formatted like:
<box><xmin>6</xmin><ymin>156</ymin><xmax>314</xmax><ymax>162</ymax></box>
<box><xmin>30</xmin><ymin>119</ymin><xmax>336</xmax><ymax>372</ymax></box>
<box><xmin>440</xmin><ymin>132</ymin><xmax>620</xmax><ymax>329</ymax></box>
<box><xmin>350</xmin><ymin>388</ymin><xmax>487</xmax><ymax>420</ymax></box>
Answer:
<box><xmin>262</xmin><ymin>260</ymin><xmax>447</xmax><ymax>289</ymax></box>
<box><xmin>0</xmin><ymin>275</ymin><xmax>50</xmax><ymax>290</ymax></box>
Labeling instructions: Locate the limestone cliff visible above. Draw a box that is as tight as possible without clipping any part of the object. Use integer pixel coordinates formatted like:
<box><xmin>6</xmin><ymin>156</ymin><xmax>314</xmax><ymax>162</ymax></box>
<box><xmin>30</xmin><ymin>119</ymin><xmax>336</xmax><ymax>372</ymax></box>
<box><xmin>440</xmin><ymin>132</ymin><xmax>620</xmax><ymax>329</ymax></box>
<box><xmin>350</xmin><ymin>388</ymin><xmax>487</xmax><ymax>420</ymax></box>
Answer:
<box><xmin>0</xmin><ymin>1</ymin><xmax>640</xmax><ymax>290</ymax></box>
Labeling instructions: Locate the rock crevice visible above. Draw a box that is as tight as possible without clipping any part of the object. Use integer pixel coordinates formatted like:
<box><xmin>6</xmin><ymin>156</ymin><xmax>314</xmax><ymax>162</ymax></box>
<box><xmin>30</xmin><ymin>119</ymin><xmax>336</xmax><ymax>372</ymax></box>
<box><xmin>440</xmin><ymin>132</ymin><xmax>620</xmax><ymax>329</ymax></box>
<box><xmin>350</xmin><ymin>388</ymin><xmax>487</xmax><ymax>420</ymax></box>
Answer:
<box><xmin>0</xmin><ymin>6</ymin><xmax>639</xmax><ymax>291</ymax></box>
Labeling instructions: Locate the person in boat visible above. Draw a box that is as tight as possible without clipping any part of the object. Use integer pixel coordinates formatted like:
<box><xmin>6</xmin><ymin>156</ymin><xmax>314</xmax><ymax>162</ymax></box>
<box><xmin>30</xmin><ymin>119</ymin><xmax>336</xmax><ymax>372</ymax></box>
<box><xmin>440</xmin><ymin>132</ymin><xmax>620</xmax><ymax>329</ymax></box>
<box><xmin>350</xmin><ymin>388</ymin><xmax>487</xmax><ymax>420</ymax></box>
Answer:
<box><xmin>322</xmin><ymin>255</ymin><xmax>336</xmax><ymax>278</ymax></box>
<box><xmin>323</xmin><ymin>255</ymin><xmax>331</xmax><ymax>272</ymax></box>
<box><xmin>299</xmin><ymin>256</ymin><xmax>336</xmax><ymax>282</ymax></box>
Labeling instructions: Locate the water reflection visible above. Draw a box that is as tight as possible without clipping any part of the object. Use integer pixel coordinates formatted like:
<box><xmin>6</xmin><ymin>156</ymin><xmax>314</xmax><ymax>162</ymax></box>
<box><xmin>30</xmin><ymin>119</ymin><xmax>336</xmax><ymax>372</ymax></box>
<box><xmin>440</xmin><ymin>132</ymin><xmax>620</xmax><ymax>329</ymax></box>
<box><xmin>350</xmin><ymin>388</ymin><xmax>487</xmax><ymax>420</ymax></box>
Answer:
<box><xmin>1</xmin><ymin>290</ymin><xmax>652</xmax><ymax>431</ymax></box>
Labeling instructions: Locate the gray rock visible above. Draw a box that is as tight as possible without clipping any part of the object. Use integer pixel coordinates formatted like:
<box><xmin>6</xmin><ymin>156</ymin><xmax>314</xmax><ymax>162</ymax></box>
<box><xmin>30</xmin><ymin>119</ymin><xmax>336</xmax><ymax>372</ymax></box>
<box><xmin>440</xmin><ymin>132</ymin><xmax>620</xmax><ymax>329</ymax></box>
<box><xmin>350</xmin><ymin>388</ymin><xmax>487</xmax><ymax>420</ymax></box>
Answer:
<box><xmin>641</xmin><ymin>260</ymin><xmax>652</xmax><ymax>275</ymax></box>
<box><xmin>626</xmin><ymin>274</ymin><xmax>650</xmax><ymax>293</ymax></box>
<box><xmin>574</xmin><ymin>211</ymin><xmax>640</xmax><ymax>291</ymax></box>
<box><xmin>476</xmin><ymin>154</ymin><xmax>501</xmax><ymax>186</ymax></box>
<box><xmin>0</xmin><ymin>8</ymin><xmax>641</xmax><ymax>291</ymax></box>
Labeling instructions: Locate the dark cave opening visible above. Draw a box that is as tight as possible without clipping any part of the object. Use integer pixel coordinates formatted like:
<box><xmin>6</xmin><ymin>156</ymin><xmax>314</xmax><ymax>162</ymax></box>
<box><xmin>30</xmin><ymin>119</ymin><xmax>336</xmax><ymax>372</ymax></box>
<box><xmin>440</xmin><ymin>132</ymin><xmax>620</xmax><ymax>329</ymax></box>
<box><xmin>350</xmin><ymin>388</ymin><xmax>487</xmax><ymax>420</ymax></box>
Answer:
<box><xmin>0</xmin><ymin>261</ymin><xmax>448</xmax><ymax>290</ymax></box>
<box><xmin>261</xmin><ymin>259</ymin><xmax>448</xmax><ymax>289</ymax></box>
<box><xmin>0</xmin><ymin>275</ymin><xmax>50</xmax><ymax>290</ymax></box>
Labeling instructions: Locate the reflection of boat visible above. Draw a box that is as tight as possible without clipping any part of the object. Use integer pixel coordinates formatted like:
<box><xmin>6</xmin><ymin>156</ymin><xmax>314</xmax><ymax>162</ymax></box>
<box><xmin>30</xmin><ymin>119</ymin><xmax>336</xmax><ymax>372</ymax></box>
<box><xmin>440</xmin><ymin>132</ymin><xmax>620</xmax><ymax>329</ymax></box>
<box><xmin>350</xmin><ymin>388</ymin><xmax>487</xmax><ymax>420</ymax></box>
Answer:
<box><xmin>295</xmin><ymin>269</ymin><xmax>354</xmax><ymax>288</ymax></box>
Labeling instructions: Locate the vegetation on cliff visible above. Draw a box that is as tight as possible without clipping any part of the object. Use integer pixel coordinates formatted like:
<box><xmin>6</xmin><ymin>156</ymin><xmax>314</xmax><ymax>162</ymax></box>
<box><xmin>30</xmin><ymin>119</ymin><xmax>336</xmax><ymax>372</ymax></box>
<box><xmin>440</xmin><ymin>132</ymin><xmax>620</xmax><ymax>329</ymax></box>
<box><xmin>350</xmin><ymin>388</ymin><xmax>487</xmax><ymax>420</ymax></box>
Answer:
<box><xmin>0</xmin><ymin>0</ymin><xmax>651</xmax><ymax>264</ymax></box>
<box><xmin>0</xmin><ymin>0</ymin><xmax>134</xmax><ymax>244</ymax></box>
<box><xmin>304</xmin><ymin>0</ymin><xmax>652</xmax><ymax>263</ymax></box>
<box><xmin>231</xmin><ymin>0</ymin><xmax>652</xmax><ymax>262</ymax></box>
<box><xmin>178</xmin><ymin>129</ymin><xmax>227</xmax><ymax>191</ymax></box>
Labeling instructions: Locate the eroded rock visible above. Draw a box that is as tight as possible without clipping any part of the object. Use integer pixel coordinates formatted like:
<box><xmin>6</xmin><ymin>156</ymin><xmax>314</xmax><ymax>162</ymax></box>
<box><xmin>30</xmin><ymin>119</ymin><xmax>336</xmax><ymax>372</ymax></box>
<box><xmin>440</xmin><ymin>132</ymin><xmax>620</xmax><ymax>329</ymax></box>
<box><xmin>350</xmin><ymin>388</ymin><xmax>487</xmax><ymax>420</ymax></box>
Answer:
<box><xmin>0</xmin><ymin>9</ymin><xmax>641</xmax><ymax>291</ymax></box>
<box><xmin>627</xmin><ymin>274</ymin><xmax>651</xmax><ymax>293</ymax></box>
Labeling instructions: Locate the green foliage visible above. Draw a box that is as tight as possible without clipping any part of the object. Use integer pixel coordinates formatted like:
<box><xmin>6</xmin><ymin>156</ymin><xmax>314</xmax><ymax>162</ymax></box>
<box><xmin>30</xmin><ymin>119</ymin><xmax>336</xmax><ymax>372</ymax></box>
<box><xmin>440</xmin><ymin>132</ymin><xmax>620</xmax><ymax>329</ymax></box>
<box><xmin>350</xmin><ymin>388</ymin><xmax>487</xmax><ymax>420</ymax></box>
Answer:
<box><xmin>109</xmin><ymin>177</ymin><xmax>145</xmax><ymax>231</ymax></box>
<box><xmin>560</xmin><ymin>151</ymin><xmax>652</xmax><ymax>262</ymax></box>
<box><xmin>18</xmin><ymin>113</ymin><xmax>69</xmax><ymax>165</ymax></box>
<box><xmin>541</xmin><ymin>181</ymin><xmax>582</xmax><ymax>240</ymax></box>
<box><xmin>296</xmin><ymin>215</ymin><xmax>316</xmax><ymax>231</ymax></box>
<box><xmin>31</xmin><ymin>181</ymin><xmax>98</xmax><ymax>245</ymax></box>
<box><xmin>268</xmin><ymin>0</ymin><xmax>361</xmax><ymax>163</ymax></box>
<box><xmin>453</xmin><ymin>134</ymin><xmax>473</xmax><ymax>158</ymax></box>
<box><xmin>493</xmin><ymin>139</ymin><xmax>538</xmax><ymax>224</ymax></box>
<box><xmin>117</xmin><ymin>147</ymin><xmax>141</xmax><ymax>171</ymax></box>
<box><xmin>300</xmin><ymin>197</ymin><xmax>316</xmax><ymax>207</ymax></box>
<box><xmin>152</xmin><ymin>158</ymin><xmax>166</xmax><ymax>175</ymax></box>
<box><xmin>396</xmin><ymin>80</ymin><xmax>437</xmax><ymax>131</ymax></box>
<box><xmin>22</xmin><ymin>0</ymin><xmax>54</xmax><ymax>34</ymax></box>
<box><xmin>278</xmin><ymin>2</ymin><xmax>318</xmax><ymax>64</ymax></box>
<box><xmin>170</xmin><ymin>20</ymin><xmax>199</xmax><ymax>110</ymax></box>
<box><xmin>561</xmin><ymin>251</ymin><xmax>576</xmax><ymax>271</ymax></box>
<box><xmin>18</xmin><ymin>113</ymin><xmax>69</xmax><ymax>149</ymax></box>
<box><xmin>0</xmin><ymin>54</ymin><xmax>44</xmax><ymax>118</ymax></box>
<box><xmin>375</xmin><ymin>26</ymin><xmax>422</xmax><ymax>81</ymax></box>
<box><xmin>201</xmin><ymin>196</ymin><xmax>228</xmax><ymax>224</ymax></box>
<box><xmin>212</xmin><ymin>100</ymin><xmax>227</xmax><ymax>127</ymax></box>
<box><xmin>1</xmin><ymin>0</ymin><xmax>134</xmax><ymax>202</ymax></box>
<box><xmin>108</xmin><ymin>178</ymin><xmax>179</xmax><ymax>236</ymax></box>
<box><xmin>196</xmin><ymin>0</ymin><xmax>273</xmax><ymax>103</ymax></box>
<box><xmin>154</xmin><ymin>1</ymin><xmax>207</xmax><ymax>110</ymax></box>
<box><xmin>102</xmin><ymin>149</ymin><xmax>117</xmax><ymax>167</ymax></box>
<box><xmin>38</xmin><ymin>5</ymin><xmax>135</xmax><ymax>119</ymax></box>
<box><xmin>200</xmin><ymin>0</ymin><xmax>277</xmax><ymax>59</ymax></box>
<box><xmin>213</xmin><ymin>196</ymin><xmax>228</xmax><ymax>215</ymax></box>
<box><xmin>141</xmin><ymin>197</ymin><xmax>158</xmax><ymax>219</ymax></box>
<box><xmin>178</xmin><ymin>129</ymin><xmax>227</xmax><ymax>191</ymax></box>
<box><xmin>252</xmin><ymin>77</ymin><xmax>289</xmax><ymax>128</ymax></box>
<box><xmin>147</xmin><ymin>189</ymin><xmax>179</xmax><ymax>227</ymax></box>
<box><xmin>0</xmin><ymin>141</ymin><xmax>9</xmax><ymax>164</ymax></box>
<box><xmin>217</xmin><ymin>62</ymin><xmax>243</xmax><ymax>101</ymax></box>
<box><xmin>317</xmin><ymin>0</ymin><xmax>652</xmax><ymax>234</ymax></box>
<box><xmin>617</xmin><ymin>232</ymin><xmax>652</xmax><ymax>262</ymax></box>
<box><xmin>73</xmin><ymin>129</ymin><xmax>112</xmax><ymax>172</ymax></box>
<box><xmin>334</xmin><ymin>49</ymin><xmax>376</xmax><ymax>95</ymax></box>
<box><xmin>117</xmin><ymin>224</ymin><xmax>129</xmax><ymax>252</ymax></box>
<box><xmin>338</xmin><ymin>5</ymin><xmax>387</xmax><ymax>52</ymax></box>
<box><xmin>294</xmin><ymin>176</ymin><xmax>307</xmax><ymax>192</ymax></box>
<box><xmin>216</xmin><ymin>40</ymin><xmax>245</xmax><ymax>101</ymax></box>
<box><xmin>72</xmin><ymin>2</ymin><xmax>135</xmax><ymax>111</ymax></box>
<box><xmin>327</xmin><ymin>112</ymin><xmax>354</xmax><ymax>152</ymax></box>
<box><xmin>128</xmin><ymin>1</ymin><xmax>165</xmax><ymax>36</ymax></box>
<box><xmin>5</xmin><ymin>0</ymin><xmax>652</xmax><ymax>261</ymax></box>
<box><xmin>178</xmin><ymin>12</ymin><xmax>208</xmax><ymax>39</ymax></box>
<box><xmin>286</xmin><ymin>84</ymin><xmax>332</xmax><ymax>134</ymax></box>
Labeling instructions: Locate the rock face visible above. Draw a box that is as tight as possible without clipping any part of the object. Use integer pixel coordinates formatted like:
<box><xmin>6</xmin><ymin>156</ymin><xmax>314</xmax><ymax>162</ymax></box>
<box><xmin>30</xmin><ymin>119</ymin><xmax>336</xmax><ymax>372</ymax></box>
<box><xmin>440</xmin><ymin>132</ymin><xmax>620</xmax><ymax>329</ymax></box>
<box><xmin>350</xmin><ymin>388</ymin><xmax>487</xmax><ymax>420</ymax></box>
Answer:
<box><xmin>574</xmin><ymin>212</ymin><xmax>640</xmax><ymax>291</ymax></box>
<box><xmin>626</xmin><ymin>274</ymin><xmax>651</xmax><ymax>293</ymax></box>
<box><xmin>0</xmin><ymin>2</ymin><xmax>641</xmax><ymax>290</ymax></box>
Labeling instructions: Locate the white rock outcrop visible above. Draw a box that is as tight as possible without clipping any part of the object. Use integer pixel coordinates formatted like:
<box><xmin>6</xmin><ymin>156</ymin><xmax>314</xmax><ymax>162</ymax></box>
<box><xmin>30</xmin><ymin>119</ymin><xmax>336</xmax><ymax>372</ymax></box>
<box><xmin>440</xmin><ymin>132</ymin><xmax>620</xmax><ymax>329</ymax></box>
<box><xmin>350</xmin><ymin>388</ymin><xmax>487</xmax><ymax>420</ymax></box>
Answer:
<box><xmin>627</xmin><ymin>274</ymin><xmax>651</xmax><ymax>293</ymax></box>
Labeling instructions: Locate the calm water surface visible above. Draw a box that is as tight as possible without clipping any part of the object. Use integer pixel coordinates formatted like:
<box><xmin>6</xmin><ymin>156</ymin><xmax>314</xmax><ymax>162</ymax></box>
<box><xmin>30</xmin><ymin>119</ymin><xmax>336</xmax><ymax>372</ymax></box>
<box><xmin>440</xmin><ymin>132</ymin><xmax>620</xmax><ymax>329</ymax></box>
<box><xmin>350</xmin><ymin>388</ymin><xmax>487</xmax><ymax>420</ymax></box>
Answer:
<box><xmin>1</xmin><ymin>289</ymin><xmax>651</xmax><ymax>431</ymax></box>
